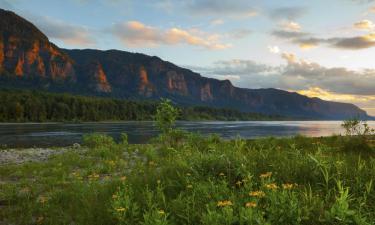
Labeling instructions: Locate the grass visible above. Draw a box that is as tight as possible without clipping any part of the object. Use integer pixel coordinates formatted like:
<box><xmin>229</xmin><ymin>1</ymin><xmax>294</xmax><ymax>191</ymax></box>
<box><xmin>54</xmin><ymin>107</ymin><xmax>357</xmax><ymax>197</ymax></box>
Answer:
<box><xmin>0</xmin><ymin>132</ymin><xmax>374</xmax><ymax>225</ymax></box>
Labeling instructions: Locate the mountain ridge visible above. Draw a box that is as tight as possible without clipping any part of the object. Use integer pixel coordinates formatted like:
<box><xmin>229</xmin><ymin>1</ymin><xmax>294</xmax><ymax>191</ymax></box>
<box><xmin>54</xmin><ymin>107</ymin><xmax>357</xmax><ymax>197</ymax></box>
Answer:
<box><xmin>0</xmin><ymin>8</ymin><xmax>372</xmax><ymax>120</ymax></box>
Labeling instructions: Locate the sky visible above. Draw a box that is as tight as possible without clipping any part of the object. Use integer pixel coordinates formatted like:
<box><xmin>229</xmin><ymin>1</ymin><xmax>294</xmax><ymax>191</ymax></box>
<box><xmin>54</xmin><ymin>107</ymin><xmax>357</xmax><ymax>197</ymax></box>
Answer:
<box><xmin>1</xmin><ymin>0</ymin><xmax>375</xmax><ymax>115</ymax></box>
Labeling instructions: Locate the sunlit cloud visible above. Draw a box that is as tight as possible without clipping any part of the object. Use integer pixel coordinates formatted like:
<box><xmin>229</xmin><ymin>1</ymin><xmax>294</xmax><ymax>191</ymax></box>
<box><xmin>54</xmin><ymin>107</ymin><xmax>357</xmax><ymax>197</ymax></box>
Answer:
<box><xmin>354</xmin><ymin>19</ymin><xmax>374</xmax><ymax>30</ymax></box>
<box><xmin>111</xmin><ymin>21</ymin><xmax>232</xmax><ymax>50</ymax></box>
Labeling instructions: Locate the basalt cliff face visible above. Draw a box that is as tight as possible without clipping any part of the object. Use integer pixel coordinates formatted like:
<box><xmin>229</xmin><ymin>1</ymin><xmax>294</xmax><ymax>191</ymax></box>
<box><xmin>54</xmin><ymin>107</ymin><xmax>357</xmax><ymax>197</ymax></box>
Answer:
<box><xmin>0</xmin><ymin>8</ymin><xmax>371</xmax><ymax>119</ymax></box>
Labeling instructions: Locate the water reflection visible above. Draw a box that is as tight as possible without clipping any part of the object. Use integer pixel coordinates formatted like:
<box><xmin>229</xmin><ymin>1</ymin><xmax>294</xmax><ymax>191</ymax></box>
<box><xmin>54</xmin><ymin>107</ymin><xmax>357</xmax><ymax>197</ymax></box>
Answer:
<box><xmin>0</xmin><ymin>121</ymin><xmax>374</xmax><ymax>148</ymax></box>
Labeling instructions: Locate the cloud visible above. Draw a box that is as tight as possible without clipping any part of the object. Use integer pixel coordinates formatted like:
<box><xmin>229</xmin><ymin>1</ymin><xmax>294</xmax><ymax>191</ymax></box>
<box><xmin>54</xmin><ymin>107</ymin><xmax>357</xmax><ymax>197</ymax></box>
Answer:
<box><xmin>210</xmin><ymin>19</ymin><xmax>224</xmax><ymax>26</ymax></box>
<box><xmin>190</xmin><ymin>52</ymin><xmax>375</xmax><ymax>96</ymax></box>
<box><xmin>354</xmin><ymin>19</ymin><xmax>374</xmax><ymax>30</ymax></box>
<box><xmin>24</xmin><ymin>14</ymin><xmax>95</xmax><ymax>47</ymax></box>
<box><xmin>272</xmin><ymin>27</ymin><xmax>375</xmax><ymax>50</ymax></box>
<box><xmin>268</xmin><ymin>45</ymin><xmax>280</xmax><ymax>54</ymax></box>
<box><xmin>331</xmin><ymin>33</ymin><xmax>375</xmax><ymax>49</ymax></box>
<box><xmin>269</xmin><ymin>7</ymin><xmax>307</xmax><ymax>20</ymax></box>
<box><xmin>281</xmin><ymin>21</ymin><xmax>301</xmax><ymax>31</ymax></box>
<box><xmin>271</xmin><ymin>30</ymin><xmax>309</xmax><ymax>39</ymax></box>
<box><xmin>189</xmin><ymin>53</ymin><xmax>375</xmax><ymax>114</ymax></box>
<box><xmin>111</xmin><ymin>21</ymin><xmax>231</xmax><ymax>50</ymax></box>
<box><xmin>184</xmin><ymin>0</ymin><xmax>258</xmax><ymax>18</ymax></box>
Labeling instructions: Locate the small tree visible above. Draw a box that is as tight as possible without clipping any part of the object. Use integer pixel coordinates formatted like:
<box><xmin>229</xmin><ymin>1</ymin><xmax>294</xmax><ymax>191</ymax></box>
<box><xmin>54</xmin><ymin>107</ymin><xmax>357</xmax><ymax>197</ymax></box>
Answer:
<box><xmin>341</xmin><ymin>118</ymin><xmax>374</xmax><ymax>152</ymax></box>
<box><xmin>341</xmin><ymin>118</ymin><xmax>374</xmax><ymax>136</ymax></box>
<box><xmin>155</xmin><ymin>99</ymin><xmax>179</xmax><ymax>134</ymax></box>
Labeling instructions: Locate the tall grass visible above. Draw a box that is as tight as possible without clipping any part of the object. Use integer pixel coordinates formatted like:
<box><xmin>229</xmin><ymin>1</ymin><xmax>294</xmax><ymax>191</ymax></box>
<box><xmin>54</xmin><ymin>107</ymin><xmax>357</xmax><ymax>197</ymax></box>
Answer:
<box><xmin>0</xmin><ymin>132</ymin><xmax>374</xmax><ymax>225</ymax></box>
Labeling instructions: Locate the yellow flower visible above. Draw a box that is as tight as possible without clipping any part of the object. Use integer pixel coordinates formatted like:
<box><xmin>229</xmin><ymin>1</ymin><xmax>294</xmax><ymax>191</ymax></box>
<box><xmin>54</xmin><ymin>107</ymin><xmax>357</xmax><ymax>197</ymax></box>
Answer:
<box><xmin>116</xmin><ymin>207</ymin><xmax>126</xmax><ymax>212</ymax></box>
<box><xmin>186</xmin><ymin>173</ymin><xmax>191</xmax><ymax>176</ymax></box>
<box><xmin>120</xmin><ymin>176</ymin><xmax>127</xmax><ymax>181</ymax></box>
<box><xmin>249</xmin><ymin>191</ymin><xmax>265</xmax><ymax>198</ymax></box>
<box><xmin>219</xmin><ymin>172</ymin><xmax>225</xmax><ymax>176</ymax></box>
<box><xmin>282</xmin><ymin>183</ymin><xmax>295</xmax><ymax>190</ymax></box>
<box><xmin>158</xmin><ymin>209</ymin><xmax>165</xmax><ymax>215</ymax></box>
<box><xmin>187</xmin><ymin>184</ymin><xmax>193</xmax><ymax>189</ymax></box>
<box><xmin>235</xmin><ymin>180</ymin><xmax>243</xmax><ymax>186</ymax></box>
<box><xmin>245</xmin><ymin>202</ymin><xmax>257</xmax><ymax>208</ymax></box>
<box><xmin>112</xmin><ymin>194</ymin><xmax>118</xmax><ymax>199</ymax></box>
<box><xmin>88</xmin><ymin>173</ymin><xmax>100</xmax><ymax>180</ymax></box>
<box><xmin>259</xmin><ymin>172</ymin><xmax>272</xmax><ymax>178</ymax></box>
<box><xmin>157</xmin><ymin>180</ymin><xmax>161</xmax><ymax>184</ymax></box>
<box><xmin>217</xmin><ymin>200</ymin><xmax>233</xmax><ymax>207</ymax></box>
<box><xmin>265</xmin><ymin>183</ymin><xmax>278</xmax><ymax>190</ymax></box>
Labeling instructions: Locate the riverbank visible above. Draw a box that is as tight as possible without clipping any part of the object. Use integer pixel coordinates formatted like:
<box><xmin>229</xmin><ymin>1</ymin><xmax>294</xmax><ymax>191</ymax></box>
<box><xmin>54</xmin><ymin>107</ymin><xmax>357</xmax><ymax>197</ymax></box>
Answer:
<box><xmin>1</xmin><ymin>133</ymin><xmax>374</xmax><ymax>224</ymax></box>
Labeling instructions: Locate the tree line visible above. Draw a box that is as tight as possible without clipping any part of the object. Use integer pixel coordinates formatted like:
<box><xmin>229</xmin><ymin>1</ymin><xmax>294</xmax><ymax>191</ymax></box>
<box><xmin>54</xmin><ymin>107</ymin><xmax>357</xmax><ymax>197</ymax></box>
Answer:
<box><xmin>0</xmin><ymin>89</ymin><xmax>284</xmax><ymax>122</ymax></box>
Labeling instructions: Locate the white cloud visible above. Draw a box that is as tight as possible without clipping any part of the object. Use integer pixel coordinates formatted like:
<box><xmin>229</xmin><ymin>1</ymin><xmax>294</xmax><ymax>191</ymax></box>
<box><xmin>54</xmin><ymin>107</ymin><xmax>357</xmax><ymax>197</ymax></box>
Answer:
<box><xmin>24</xmin><ymin>13</ymin><xmax>96</xmax><ymax>47</ymax></box>
<box><xmin>281</xmin><ymin>21</ymin><xmax>301</xmax><ymax>31</ymax></box>
<box><xmin>268</xmin><ymin>45</ymin><xmax>280</xmax><ymax>54</ymax></box>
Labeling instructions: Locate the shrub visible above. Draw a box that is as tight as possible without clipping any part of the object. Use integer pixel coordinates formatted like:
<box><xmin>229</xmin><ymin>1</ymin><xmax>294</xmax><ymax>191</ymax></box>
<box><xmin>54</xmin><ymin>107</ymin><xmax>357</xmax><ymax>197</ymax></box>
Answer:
<box><xmin>83</xmin><ymin>133</ymin><xmax>116</xmax><ymax>148</ymax></box>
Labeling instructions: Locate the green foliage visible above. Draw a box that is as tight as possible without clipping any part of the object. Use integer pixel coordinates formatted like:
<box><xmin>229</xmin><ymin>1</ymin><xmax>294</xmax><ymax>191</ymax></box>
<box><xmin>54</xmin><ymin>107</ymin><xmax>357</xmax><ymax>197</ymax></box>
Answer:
<box><xmin>155</xmin><ymin>99</ymin><xmax>179</xmax><ymax>134</ymax></box>
<box><xmin>1</xmin><ymin>131</ymin><xmax>375</xmax><ymax>224</ymax></box>
<box><xmin>0</xmin><ymin>89</ymin><xmax>282</xmax><ymax>122</ymax></box>
<box><xmin>341</xmin><ymin>119</ymin><xmax>374</xmax><ymax>153</ymax></box>
<box><xmin>83</xmin><ymin>133</ymin><xmax>116</xmax><ymax>148</ymax></box>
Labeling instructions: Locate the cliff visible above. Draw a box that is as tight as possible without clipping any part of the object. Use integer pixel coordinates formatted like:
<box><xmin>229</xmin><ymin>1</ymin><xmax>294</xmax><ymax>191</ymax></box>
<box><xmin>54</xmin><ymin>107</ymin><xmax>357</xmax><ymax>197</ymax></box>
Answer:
<box><xmin>0</xmin><ymin>8</ymin><xmax>371</xmax><ymax>120</ymax></box>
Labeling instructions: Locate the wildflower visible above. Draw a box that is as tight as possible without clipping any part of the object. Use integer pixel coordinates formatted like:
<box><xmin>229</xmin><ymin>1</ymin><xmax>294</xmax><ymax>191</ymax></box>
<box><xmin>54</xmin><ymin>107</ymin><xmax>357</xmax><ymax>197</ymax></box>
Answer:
<box><xmin>158</xmin><ymin>209</ymin><xmax>165</xmax><ymax>215</ymax></box>
<box><xmin>219</xmin><ymin>172</ymin><xmax>225</xmax><ymax>176</ymax></box>
<box><xmin>149</xmin><ymin>161</ymin><xmax>156</xmax><ymax>166</ymax></box>
<box><xmin>265</xmin><ymin>183</ymin><xmax>278</xmax><ymax>190</ymax></box>
<box><xmin>112</xmin><ymin>194</ymin><xmax>118</xmax><ymax>199</ymax></box>
<box><xmin>116</xmin><ymin>207</ymin><xmax>126</xmax><ymax>212</ymax></box>
<box><xmin>88</xmin><ymin>173</ymin><xmax>100</xmax><ymax>180</ymax></box>
<box><xmin>259</xmin><ymin>172</ymin><xmax>272</xmax><ymax>178</ymax></box>
<box><xmin>120</xmin><ymin>176</ymin><xmax>127</xmax><ymax>181</ymax></box>
<box><xmin>217</xmin><ymin>200</ymin><xmax>233</xmax><ymax>207</ymax></box>
<box><xmin>235</xmin><ymin>180</ymin><xmax>243</xmax><ymax>186</ymax></box>
<box><xmin>282</xmin><ymin>183</ymin><xmax>295</xmax><ymax>190</ymax></box>
<box><xmin>186</xmin><ymin>173</ymin><xmax>191</xmax><ymax>176</ymax></box>
<box><xmin>249</xmin><ymin>191</ymin><xmax>265</xmax><ymax>198</ymax></box>
<box><xmin>187</xmin><ymin>184</ymin><xmax>193</xmax><ymax>189</ymax></box>
<box><xmin>157</xmin><ymin>180</ymin><xmax>161</xmax><ymax>184</ymax></box>
<box><xmin>245</xmin><ymin>202</ymin><xmax>257</xmax><ymax>208</ymax></box>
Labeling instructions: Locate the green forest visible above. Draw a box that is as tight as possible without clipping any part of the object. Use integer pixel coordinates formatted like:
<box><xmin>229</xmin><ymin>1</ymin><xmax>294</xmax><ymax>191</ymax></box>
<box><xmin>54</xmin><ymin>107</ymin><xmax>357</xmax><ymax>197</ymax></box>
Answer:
<box><xmin>0</xmin><ymin>89</ymin><xmax>283</xmax><ymax>122</ymax></box>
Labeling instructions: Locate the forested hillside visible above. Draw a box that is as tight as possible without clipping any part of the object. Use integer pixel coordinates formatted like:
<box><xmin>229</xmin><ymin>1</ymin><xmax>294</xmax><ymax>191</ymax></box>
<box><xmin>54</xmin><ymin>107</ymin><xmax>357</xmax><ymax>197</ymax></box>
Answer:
<box><xmin>0</xmin><ymin>90</ymin><xmax>284</xmax><ymax>122</ymax></box>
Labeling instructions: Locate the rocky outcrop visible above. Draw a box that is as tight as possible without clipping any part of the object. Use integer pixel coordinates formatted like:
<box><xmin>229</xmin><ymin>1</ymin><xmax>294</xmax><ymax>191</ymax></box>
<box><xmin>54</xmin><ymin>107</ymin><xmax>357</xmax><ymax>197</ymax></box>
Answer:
<box><xmin>0</xmin><ymin>8</ymin><xmax>371</xmax><ymax>120</ymax></box>
<box><xmin>0</xmin><ymin>10</ymin><xmax>76</xmax><ymax>81</ymax></box>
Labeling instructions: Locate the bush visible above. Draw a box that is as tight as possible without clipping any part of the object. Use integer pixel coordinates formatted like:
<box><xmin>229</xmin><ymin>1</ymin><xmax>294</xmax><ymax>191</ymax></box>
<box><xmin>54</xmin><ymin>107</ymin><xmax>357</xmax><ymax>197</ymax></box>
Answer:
<box><xmin>83</xmin><ymin>133</ymin><xmax>116</xmax><ymax>148</ymax></box>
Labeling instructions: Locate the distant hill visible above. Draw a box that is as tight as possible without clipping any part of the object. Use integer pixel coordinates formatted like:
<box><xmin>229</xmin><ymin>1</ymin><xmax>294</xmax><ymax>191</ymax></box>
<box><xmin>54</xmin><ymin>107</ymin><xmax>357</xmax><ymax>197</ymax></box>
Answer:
<box><xmin>0</xmin><ymin>8</ymin><xmax>372</xmax><ymax>120</ymax></box>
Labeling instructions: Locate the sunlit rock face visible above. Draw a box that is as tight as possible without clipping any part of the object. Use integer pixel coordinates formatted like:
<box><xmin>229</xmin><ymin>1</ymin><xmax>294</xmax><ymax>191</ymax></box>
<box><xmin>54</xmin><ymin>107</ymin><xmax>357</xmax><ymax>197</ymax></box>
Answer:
<box><xmin>0</xmin><ymin>10</ymin><xmax>76</xmax><ymax>81</ymax></box>
<box><xmin>0</xmin><ymin>8</ymin><xmax>371</xmax><ymax>119</ymax></box>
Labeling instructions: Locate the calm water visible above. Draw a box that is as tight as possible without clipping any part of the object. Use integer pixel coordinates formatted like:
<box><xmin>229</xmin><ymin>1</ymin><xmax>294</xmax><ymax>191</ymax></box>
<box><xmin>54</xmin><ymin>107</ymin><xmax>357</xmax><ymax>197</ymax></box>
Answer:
<box><xmin>1</xmin><ymin>121</ymin><xmax>374</xmax><ymax>148</ymax></box>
